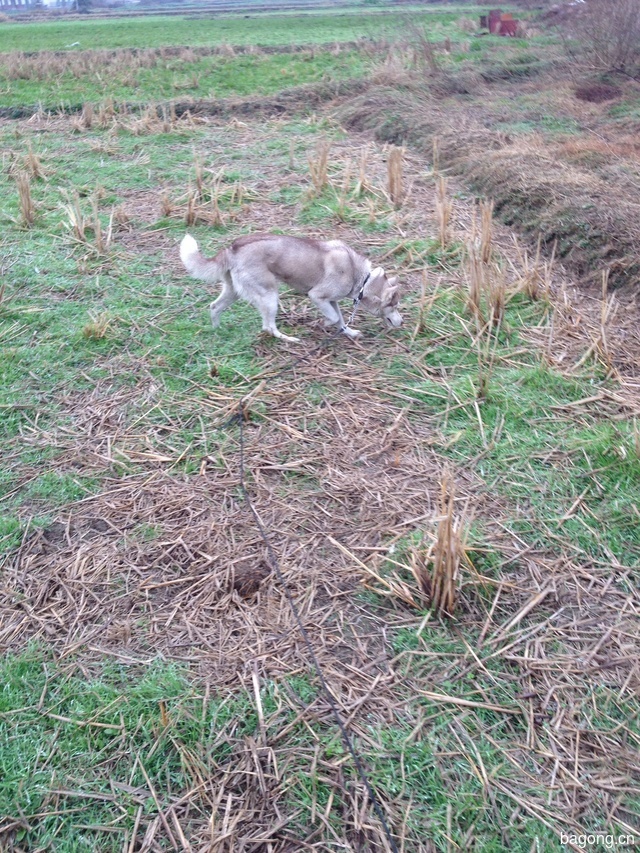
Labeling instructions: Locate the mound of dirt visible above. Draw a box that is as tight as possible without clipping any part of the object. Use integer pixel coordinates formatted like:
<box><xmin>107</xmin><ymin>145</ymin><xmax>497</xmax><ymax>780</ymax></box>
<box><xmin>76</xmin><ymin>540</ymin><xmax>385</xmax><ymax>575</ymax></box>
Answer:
<box><xmin>337</xmin><ymin>83</ymin><xmax>640</xmax><ymax>289</ymax></box>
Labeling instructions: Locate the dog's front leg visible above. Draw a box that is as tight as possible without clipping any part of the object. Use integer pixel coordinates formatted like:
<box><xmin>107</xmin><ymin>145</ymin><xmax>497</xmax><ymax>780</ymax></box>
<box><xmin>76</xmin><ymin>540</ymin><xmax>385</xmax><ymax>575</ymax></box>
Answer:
<box><xmin>310</xmin><ymin>293</ymin><xmax>361</xmax><ymax>339</ymax></box>
<box><xmin>329</xmin><ymin>300</ymin><xmax>361</xmax><ymax>340</ymax></box>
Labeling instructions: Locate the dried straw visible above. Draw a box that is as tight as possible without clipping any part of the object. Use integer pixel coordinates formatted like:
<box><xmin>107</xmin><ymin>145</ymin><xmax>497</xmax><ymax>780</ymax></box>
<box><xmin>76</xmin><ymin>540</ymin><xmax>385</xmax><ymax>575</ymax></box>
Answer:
<box><xmin>16</xmin><ymin>171</ymin><xmax>35</xmax><ymax>227</ymax></box>
<box><xmin>435</xmin><ymin>176</ymin><xmax>452</xmax><ymax>248</ymax></box>
<box><xmin>386</xmin><ymin>145</ymin><xmax>405</xmax><ymax>207</ymax></box>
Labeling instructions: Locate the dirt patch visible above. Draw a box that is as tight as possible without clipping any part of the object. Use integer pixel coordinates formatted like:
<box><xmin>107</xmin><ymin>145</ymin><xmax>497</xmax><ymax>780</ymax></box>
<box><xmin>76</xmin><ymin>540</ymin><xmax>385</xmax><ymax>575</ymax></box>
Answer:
<box><xmin>0</xmin><ymin>77</ymin><xmax>373</xmax><ymax>121</ymax></box>
<box><xmin>575</xmin><ymin>82</ymin><xmax>623</xmax><ymax>103</ymax></box>
<box><xmin>2</xmin><ymin>364</ymin><xmax>448</xmax><ymax>680</ymax></box>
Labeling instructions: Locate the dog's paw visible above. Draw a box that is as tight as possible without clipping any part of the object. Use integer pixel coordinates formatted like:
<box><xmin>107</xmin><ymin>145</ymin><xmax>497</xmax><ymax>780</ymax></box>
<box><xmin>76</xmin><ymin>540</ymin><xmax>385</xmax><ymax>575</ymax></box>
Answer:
<box><xmin>270</xmin><ymin>330</ymin><xmax>300</xmax><ymax>343</ymax></box>
<box><xmin>342</xmin><ymin>327</ymin><xmax>362</xmax><ymax>340</ymax></box>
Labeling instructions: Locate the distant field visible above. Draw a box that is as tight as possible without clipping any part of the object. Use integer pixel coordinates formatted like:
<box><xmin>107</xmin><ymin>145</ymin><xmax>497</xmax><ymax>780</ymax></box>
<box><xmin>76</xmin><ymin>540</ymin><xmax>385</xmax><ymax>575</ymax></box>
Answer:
<box><xmin>0</xmin><ymin>5</ymin><xmax>480</xmax><ymax>110</ymax></box>
<box><xmin>0</xmin><ymin>6</ymin><xmax>476</xmax><ymax>53</ymax></box>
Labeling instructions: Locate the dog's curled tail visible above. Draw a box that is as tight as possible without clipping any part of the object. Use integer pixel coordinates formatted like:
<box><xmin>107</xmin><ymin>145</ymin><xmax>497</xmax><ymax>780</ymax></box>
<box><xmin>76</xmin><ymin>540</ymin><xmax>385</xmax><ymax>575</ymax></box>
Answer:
<box><xmin>180</xmin><ymin>234</ymin><xmax>229</xmax><ymax>283</ymax></box>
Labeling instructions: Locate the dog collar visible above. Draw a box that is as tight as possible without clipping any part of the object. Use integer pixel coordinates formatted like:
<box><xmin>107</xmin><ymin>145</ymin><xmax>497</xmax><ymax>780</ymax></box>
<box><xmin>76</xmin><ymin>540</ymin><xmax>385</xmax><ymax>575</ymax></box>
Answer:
<box><xmin>354</xmin><ymin>271</ymin><xmax>371</xmax><ymax>305</ymax></box>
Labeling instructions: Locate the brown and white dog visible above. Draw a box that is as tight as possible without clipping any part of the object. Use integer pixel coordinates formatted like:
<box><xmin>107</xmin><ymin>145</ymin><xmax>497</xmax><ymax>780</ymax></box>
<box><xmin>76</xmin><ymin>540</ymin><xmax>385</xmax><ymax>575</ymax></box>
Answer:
<box><xmin>179</xmin><ymin>233</ymin><xmax>402</xmax><ymax>342</ymax></box>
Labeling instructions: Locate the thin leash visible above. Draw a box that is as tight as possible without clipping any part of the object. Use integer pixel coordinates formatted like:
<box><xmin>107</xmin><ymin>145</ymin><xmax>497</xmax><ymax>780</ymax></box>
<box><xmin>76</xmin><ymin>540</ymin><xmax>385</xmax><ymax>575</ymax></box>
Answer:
<box><xmin>234</xmin><ymin>405</ymin><xmax>399</xmax><ymax>853</ymax></box>
<box><xmin>227</xmin><ymin>284</ymin><xmax>400</xmax><ymax>853</ymax></box>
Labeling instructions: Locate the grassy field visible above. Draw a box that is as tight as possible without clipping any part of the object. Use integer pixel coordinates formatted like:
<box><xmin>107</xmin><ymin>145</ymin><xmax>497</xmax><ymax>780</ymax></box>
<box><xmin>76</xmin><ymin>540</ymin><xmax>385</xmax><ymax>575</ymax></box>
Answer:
<box><xmin>0</xmin><ymin>6</ymin><xmax>475</xmax><ymax>52</ymax></box>
<box><xmin>0</xmin><ymin>6</ymin><xmax>476</xmax><ymax>111</ymax></box>
<box><xmin>1</xmin><ymin>6</ymin><xmax>640</xmax><ymax>852</ymax></box>
<box><xmin>0</xmin><ymin>46</ymin><xmax>374</xmax><ymax>109</ymax></box>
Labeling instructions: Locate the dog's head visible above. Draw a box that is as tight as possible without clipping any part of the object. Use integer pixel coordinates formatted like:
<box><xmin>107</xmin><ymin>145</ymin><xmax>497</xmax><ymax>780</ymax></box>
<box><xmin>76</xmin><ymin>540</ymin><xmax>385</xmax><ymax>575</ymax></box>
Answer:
<box><xmin>360</xmin><ymin>267</ymin><xmax>403</xmax><ymax>329</ymax></box>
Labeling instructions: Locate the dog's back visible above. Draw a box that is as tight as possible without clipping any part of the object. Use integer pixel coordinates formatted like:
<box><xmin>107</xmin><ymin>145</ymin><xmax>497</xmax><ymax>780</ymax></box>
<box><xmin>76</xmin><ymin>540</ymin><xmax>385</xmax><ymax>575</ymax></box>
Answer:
<box><xmin>227</xmin><ymin>234</ymin><xmax>360</xmax><ymax>295</ymax></box>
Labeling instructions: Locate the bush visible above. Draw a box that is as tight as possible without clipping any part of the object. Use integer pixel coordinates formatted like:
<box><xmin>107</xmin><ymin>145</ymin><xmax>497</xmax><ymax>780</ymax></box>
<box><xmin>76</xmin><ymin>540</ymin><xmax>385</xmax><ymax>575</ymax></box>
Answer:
<box><xmin>570</xmin><ymin>0</ymin><xmax>640</xmax><ymax>74</ymax></box>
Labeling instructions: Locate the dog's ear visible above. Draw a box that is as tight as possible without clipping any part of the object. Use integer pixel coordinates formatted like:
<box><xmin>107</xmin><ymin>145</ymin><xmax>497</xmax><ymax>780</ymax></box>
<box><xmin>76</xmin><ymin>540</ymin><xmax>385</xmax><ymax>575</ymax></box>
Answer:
<box><xmin>383</xmin><ymin>283</ymin><xmax>400</xmax><ymax>306</ymax></box>
<box><xmin>370</xmin><ymin>266</ymin><xmax>385</xmax><ymax>280</ymax></box>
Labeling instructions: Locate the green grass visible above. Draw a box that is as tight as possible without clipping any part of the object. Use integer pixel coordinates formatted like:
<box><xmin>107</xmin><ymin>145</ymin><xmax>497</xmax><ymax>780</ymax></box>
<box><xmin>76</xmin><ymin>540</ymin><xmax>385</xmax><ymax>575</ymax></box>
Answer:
<box><xmin>382</xmin><ymin>288</ymin><xmax>640</xmax><ymax>567</ymax></box>
<box><xmin>0</xmin><ymin>48</ymin><xmax>373</xmax><ymax>110</ymax></box>
<box><xmin>0</xmin><ymin>8</ymin><xmax>469</xmax><ymax>54</ymax></box>
<box><xmin>1</xmin><ymin>644</ymin><xmax>561</xmax><ymax>851</ymax></box>
<box><xmin>0</xmin><ymin>647</ymin><xmax>260</xmax><ymax>850</ymax></box>
<box><xmin>0</xmin><ymin>4</ymin><xmax>490</xmax><ymax>111</ymax></box>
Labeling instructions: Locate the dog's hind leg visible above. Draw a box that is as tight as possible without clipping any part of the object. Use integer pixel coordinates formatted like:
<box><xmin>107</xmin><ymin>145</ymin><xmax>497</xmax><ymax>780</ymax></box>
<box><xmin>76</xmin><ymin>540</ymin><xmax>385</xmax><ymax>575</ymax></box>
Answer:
<box><xmin>256</xmin><ymin>291</ymin><xmax>299</xmax><ymax>342</ymax></box>
<box><xmin>234</xmin><ymin>270</ymin><xmax>299</xmax><ymax>342</ymax></box>
<box><xmin>210</xmin><ymin>273</ymin><xmax>238</xmax><ymax>328</ymax></box>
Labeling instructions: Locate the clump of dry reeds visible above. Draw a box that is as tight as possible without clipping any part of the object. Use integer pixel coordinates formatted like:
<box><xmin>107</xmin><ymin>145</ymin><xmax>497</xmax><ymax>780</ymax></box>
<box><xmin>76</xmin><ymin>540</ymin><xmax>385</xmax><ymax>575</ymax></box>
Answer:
<box><xmin>230</xmin><ymin>180</ymin><xmax>246</xmax><ymax>208</ymax></box>
<box><xmin>574</xmin><ymin>269</ymin><xmax>618</xmax><ymax>373</ymax></box>
<box><xmin>408</xmin><ymin>24</ymin><xmax>441</xmax><ymax>73</ymax></box>
<box><xmin>16</xmin><ymin>171</ymin><xmax>35</xmax><ymax>227</ymax></box>
<box><xmin>160</xmin><ymin>192</ymin><xmax>174</xmax><ymax>218</ymax></box>
<box><xmin>208</xmin><ymin>169</ymin><xmax>224</xmax><ymax>227</ymax></box>
<box><xmin>373</xmin><ymin>49</ymin><xmax>412</xmax><ymax>86</ymax></box>
<box><xmin>24</xmin><ymin>142</ymin><xmax>46</xmax><ymax>181</ymax></box>
<box><xmin>464</xmin><ymin>201</ymin><xmax>507</xmax><ymax>329</ymax></box>
<box><xmin>83</xmin><ymin>311</ymin><xmax>110</xmax><ymax>340</ymax></box>
<box><xmin>71</xmin><ymin>103</ymin><xmax>94</xmax><ymax>133</ymax></box>
<box><xmin>432</xmin><ymin>135</ymin><xmax>440</xmax><ymax>176</ymax></box>
<box><xmin>479</xmin><ymin>199</ymin><xmax>494</xmax><ymax>264</ymax></box>
<box><xmin>61</xmin><ymin>191</ymin><xmax>86</xmax><ymax>243</ymax></box>
<box><xmin>457</xmin><ymin>16</ymin><xmax>477</xmax><ymax>33</ymax></box>
<box><xmin>510</xmin><ymin>235</ymin><xmax>555</xmax><ymax>302</ymax></box>
<box><xmin>193</xmin><ymin>153</ymin><xmax>204</xmax><ymax>200</ymax></box>
<box><xmin>435</xmin><ymin>176</ymin><xmax>452</xmax><ymax>248</ymax></box>
<box><xmin>60</xmin><ymin>190</ymin><xmax>112</xmax><ymax>254</ymax></box>
<box><xmin>183</xmin><ymin>171</ymin><xmax>225</xmax><ymax>228</ymax></box>
<box><xmin>336</xmin><ymin>159</ymin><xmax>352</xmax><ymax>221</ymax></box>
<box><xmin>163</xmin><ymin>103</ymin><xmax>177</xmax><ymax>133</ymax></box>
<box><xmin>91</xmin><ymin>196</ymin><xmax>113</xmax><ymax>255</ymax></box>
<box><xmin>386</xmin><ymin>145</ymin><xmax>405</xmax><ymax>207</ymax></box>
<box><xmin>97</xmin><ymin>98</ymin><xmax>116</xmax><ymax>128</ymax></box>
<box><xmin>410</xmin><ymin>471</ymin><xmax>468</xmax><ymax>616</ymax></box>
<box><xmin>81</xmin><ymin>102</ymin><xmax>94</xmax><ymax>129</ymax></box>
<box><xmin>465</xmin><ymin>243</ymin><xmax>507</xmax><ymax>330</ymax></box>
<box><xmin>112</xmin><ymin>204</ymin><xmax>131</xmax><ymax>230</ymax></box>
<box><xmin>308</xmin><ymin>137</ymin><xmax>331</xmax><ymax>195</ymax></box>
<box><xmin>184</xmin><ymin>190</ymin><xmax>198</xmax><ymax>227</ymax></box>
<box><xmin>354</xmin><ymin>146</ymin><xmax>370</xmax><ymax>196</ymax></box>
<box><xmin>465</xmin><ymin>241</ymin><xmax>485</xmax><ymax>325</ymax></box>
<box><xmin>91</xmin><ymin>196</ymin><xmax>105</xmax><ymax>253</ymax></box>
<box><xmin>411</xmin><ymin>269</ymin><xmax>440</xmax><ymax>342</ymax></box>
<box><xmin>487</xmin><ymin>263</ymin><xmax>506</xmax><ymax>328</ymax></box>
